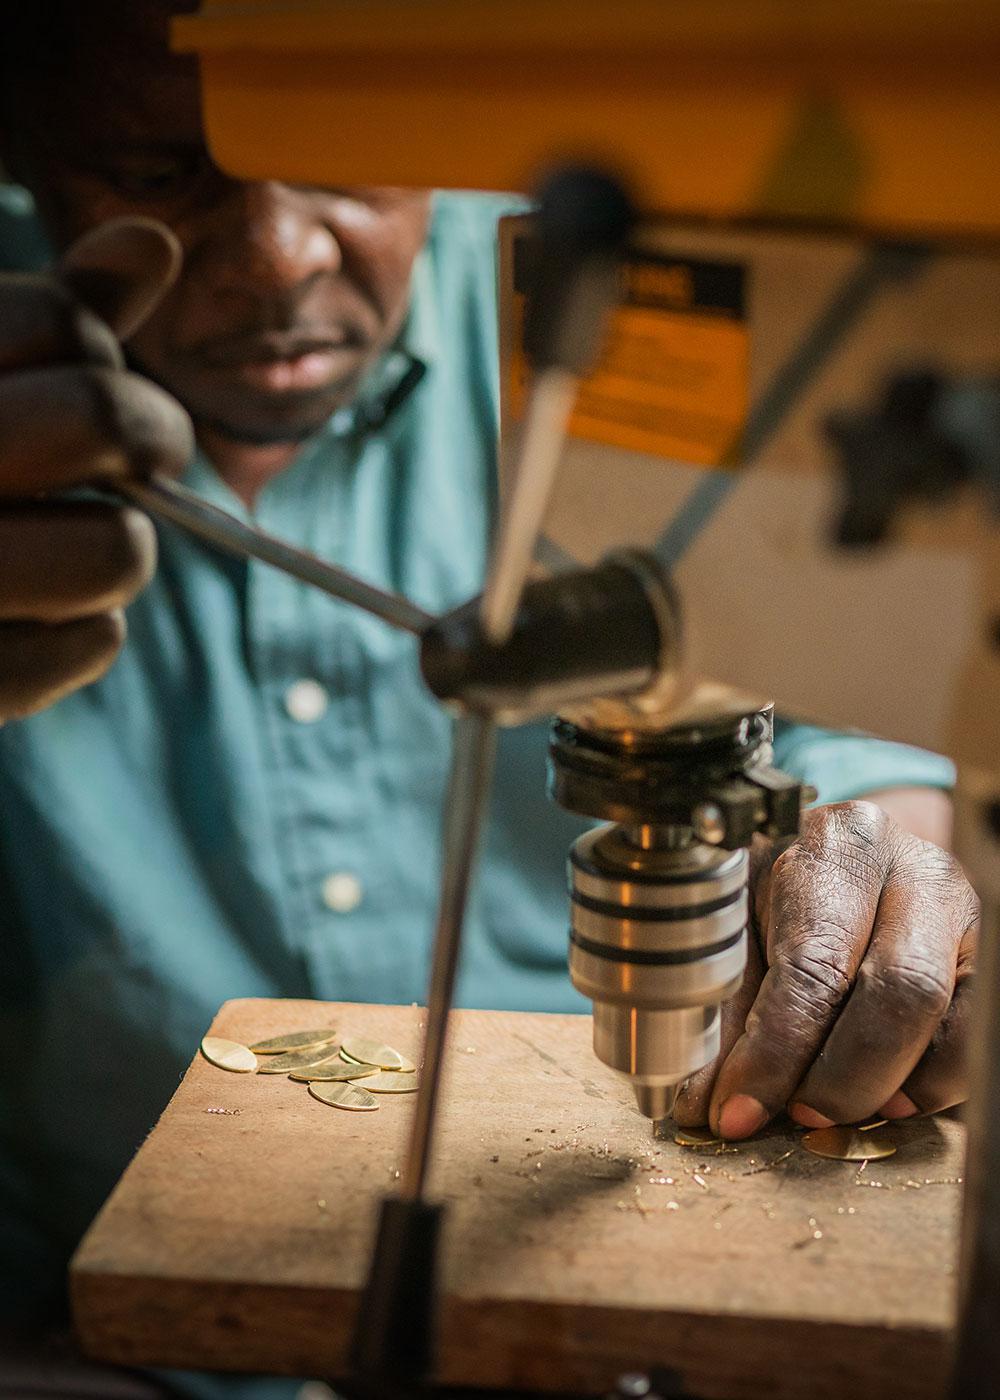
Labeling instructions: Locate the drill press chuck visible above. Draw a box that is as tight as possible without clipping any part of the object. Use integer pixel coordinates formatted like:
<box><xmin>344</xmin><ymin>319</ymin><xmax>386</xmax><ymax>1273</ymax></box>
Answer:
<box><xmin>552</xmin><ymin>712</ymin><xmax>804</xmax><ymax>1121</ymax></box>
<box><xmin>568</xmin><ymin>826</ymin><xmax>748</xmax><ymax>1120</ymax></box>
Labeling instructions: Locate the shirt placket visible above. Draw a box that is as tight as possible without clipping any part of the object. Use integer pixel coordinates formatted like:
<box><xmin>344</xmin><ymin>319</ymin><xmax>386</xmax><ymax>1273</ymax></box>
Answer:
<box><xmin>243</xmin><ymin>436</ymin><xmax>390</xmax><ymax>999</ymax></box>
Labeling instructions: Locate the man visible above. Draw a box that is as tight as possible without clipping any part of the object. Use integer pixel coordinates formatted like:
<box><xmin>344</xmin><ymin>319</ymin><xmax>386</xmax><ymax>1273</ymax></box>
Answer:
<box><xmin>0</xmin><ymin>2</ymin><xmax>977</xmax><ymax>1395</ymax></box>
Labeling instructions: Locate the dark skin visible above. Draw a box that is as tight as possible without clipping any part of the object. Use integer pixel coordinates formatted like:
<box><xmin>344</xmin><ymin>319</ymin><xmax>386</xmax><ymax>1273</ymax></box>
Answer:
<box><xmin>0</xmin><ymin>4</ymin><xmax>979</xmax><ymax>1137</ymax></box>
<box><xmin>8</xmin><ymin>23</ymin><xmax>431</xmax><ymax>494</ymax></box>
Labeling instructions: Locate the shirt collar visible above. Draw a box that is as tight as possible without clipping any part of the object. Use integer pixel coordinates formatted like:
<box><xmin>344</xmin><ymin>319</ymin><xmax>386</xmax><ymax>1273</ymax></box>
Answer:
<box><xmin>326</xmin><ymin>240</ymin><xmax>439</xmax><ymax>439</ymax></box>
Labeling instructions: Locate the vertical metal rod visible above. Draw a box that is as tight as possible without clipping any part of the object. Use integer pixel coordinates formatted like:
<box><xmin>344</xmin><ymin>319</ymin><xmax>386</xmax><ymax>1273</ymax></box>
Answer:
<box><xmin>400</xmin><ymin>711</ymin><xmax>498</xmax><ymax>1201</ymax></box>
<box><xmin>479</xmin><ymin>368</ymin><xmax>578</xmax><ymax>644</ymax></box>
<box><xmin>950</xmin><ymin>914</ymin><xmax>1000</xmax><ymax>1395</ymax></box>
<box><xmin>655</xmin><ymin>245</ymin><xmax>931</xmax><ymax>568</ymax></box>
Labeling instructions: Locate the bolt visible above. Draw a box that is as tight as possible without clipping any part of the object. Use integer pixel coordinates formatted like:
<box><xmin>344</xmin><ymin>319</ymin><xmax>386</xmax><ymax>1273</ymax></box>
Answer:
<box><xmin>692</xmin><ymin>802</ymin><xmax>726</xmax><ymax>845</ymax></box>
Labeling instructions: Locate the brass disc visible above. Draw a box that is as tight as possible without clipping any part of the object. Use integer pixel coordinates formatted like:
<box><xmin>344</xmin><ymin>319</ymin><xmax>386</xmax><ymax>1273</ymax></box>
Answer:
<box><xmin>309</xmin><ymin>1081</ymin><xmax>379</xmax><ymax>1111</ymax></box>
<box><xmin>290</xmin><ymin>1061</ymin><xmax>378</xmax><ymax>1083</ymax></box>
<box><xmin>363</xmin><ymin>1071</ymin><xmax>420</xmax><ymax>1094</ymax></box>
<box><xmin>340</xmin><ymin>1034</ymin><xmax>415</xmax><ymax>1073</ymax></box>
<box><xmin>257</xmin><ymin>1047</ymin><xmax>343</xmax><ymax>1075</ymax></box>
<box><xmin>802</xmin><ymin>1125</ymin><xmax>897</xmax><ymax>1161</ymax></box>
<box><xmin>249</xmin><ymin>1029</ymin><xmax>338</xmax><ymax>1055</ymax></box>
<box><xmin>674</xmin><ymin>1126</ymin><xmax>723</xmax><ymax>1148</ymax></box>
<box><xmin>201</xmin><ymin>1037</ymin><xmax>258</xmax><ymax>1074</ymax></box>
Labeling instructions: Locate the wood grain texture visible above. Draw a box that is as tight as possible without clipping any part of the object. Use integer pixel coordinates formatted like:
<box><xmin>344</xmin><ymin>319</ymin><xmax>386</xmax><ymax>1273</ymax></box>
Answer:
<box><xmin>71</xmin><ymin>1000</ymin><xmax>962</xmax><ymax>1398</ymax></box>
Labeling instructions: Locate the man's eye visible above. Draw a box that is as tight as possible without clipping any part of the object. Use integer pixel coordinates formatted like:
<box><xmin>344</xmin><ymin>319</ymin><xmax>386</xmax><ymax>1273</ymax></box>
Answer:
<box><xmin>104</xmin><ymin>154</ymin><xmax>204</xmax><ymax>199</ymax></box>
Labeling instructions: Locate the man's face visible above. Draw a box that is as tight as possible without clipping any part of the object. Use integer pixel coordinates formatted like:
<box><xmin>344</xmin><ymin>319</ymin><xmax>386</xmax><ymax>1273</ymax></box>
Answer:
<box><xmin>9</xmin><ymin>15</ymin><xmax>431</xmax><ymax>446</ymax></box>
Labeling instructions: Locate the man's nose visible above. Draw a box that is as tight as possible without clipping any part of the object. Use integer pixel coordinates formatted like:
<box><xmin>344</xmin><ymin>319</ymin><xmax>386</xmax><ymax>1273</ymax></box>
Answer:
<box><xmin>209</xmin><ymin>181</ymin><xmax>342</xmax><ymax>295</ymax></box>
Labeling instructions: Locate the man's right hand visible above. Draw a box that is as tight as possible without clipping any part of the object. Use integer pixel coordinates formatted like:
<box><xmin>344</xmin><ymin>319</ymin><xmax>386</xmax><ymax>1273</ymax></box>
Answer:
<box><xmin>0</xmin><ymin>218</ymin><xmax>193</xmax><ymax>720</ymax></box>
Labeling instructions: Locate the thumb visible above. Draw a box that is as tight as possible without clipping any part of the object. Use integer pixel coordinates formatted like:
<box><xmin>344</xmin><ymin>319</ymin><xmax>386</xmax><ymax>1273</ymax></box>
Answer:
<box><xmin>59</xmin><ymin>217</ymin><xmax>182</xmax><ymax>342</ymax></box>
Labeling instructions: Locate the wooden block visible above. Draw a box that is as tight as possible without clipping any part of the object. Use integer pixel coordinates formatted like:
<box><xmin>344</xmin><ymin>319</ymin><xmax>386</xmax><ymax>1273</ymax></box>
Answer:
<box><xmin>72</xmin><ymin>1000</ymin><xmax>962</xmax><ymax>1399</ymax></box>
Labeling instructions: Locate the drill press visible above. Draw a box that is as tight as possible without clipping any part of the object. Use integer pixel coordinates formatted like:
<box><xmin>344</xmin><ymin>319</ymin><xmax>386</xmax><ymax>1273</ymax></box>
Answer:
<box><xmin>423</xmin><ymin>586</ymin><xmax>805</xmax><ymax>1123</ymax></box>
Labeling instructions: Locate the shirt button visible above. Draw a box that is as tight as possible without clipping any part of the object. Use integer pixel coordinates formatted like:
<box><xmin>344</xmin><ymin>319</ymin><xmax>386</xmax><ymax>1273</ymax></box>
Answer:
<box><xmin>284</xmin><ymin>679</ymin><xmax>329</xmax><ymax>724</ymax></box>
<box><xmin>322</xmin><ymin>871</ymin><xmax>363</xmax><ymax>913</ymax></box>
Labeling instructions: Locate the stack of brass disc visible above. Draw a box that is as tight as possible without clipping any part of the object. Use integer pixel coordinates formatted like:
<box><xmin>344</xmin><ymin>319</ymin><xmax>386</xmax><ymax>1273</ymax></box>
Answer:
<box><xmin>200</xmin><ymin>1026</ymin><xmax>419</xmax><ymax>1112</ymax></box>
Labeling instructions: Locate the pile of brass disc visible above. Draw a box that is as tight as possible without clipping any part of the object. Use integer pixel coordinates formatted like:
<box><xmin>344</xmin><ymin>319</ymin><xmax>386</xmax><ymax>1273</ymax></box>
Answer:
<box><xmin>200</xmin><ymin>1025</ymin><xmax>419</xmax><ymax>1112</ymax></box>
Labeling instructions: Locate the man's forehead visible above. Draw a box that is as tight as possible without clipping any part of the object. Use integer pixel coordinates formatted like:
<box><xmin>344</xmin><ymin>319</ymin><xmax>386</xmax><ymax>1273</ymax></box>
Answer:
<box><xmin>24</xmin><ymin>46</ymin><xmax>200</xmax><ymax>151</ymax></box>
<box><xmin>47</xmin><ymin>60</ymin><xmax>203</xmax><ymax>150</ymax></box>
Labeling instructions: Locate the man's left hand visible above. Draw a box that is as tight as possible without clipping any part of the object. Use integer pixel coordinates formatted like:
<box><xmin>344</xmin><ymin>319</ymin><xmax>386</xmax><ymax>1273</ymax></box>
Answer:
<box><xmin>672</xmin><ymin>801</ymin><xmax>978</xmax><ymax>1139</ymax></box>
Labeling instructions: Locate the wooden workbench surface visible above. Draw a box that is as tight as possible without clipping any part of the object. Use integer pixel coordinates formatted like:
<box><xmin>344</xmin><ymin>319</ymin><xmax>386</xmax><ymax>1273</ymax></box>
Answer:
<box><xmin>72</xmin><ymin>1000</ymin><xmax>962</xmax><ymax>1399</ymax></box>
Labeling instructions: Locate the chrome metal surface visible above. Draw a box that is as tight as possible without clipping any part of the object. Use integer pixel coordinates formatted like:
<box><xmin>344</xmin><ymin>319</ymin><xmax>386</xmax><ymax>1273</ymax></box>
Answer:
<box><xmin>571</xmin><ymin>826</ymin><xmax>748</xmax><ymax>908</ymax></box>
<box><xmin>568</xmin><ymin>830</ymin><xmax>749</xmax><ymax>1119</ymax></box>
<box><xmin>592</xmin><ymin>1002</ymin><xmax>720</xmax><ymax>1107</ymax></box>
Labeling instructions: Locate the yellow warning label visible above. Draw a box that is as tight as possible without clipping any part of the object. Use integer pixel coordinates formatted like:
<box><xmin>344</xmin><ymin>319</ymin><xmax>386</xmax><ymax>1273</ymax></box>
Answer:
<box><xmin>506</xmin><ymin>239</ymin><xmax>749</xmax><ymax>467</ymax></box>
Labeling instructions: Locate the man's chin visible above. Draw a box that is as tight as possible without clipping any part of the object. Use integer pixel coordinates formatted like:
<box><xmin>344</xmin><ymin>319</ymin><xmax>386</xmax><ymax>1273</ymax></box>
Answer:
<box><xmin>132</xmin><ymin>351</ymin><xmax>364</xmax><ymax>451</ymax></box>
<box><xmin>193</xmin><ymin>411</ymin><xmax>333</xmax><ymax>448</ymax></box>
<box><xmin>184</xmin><ymin>379</ymin><xmax>360</xmax><ymax>449</ymax></box>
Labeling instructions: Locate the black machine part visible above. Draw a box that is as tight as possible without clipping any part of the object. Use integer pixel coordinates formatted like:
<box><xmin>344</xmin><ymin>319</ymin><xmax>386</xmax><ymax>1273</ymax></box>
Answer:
<box><xmin>826</xmin><ymin>367</ymin><xmax>1000</xmax><ymax>547</ymax></box>
<box><xmin>420</xmin><ymin>550</ymin><xmax>677</xmax><ymax>724</ymax></box>
<box><xmin>550</xmin><ymin>710</ymin><xmax>805</xmax><ymax>849</ymax></box>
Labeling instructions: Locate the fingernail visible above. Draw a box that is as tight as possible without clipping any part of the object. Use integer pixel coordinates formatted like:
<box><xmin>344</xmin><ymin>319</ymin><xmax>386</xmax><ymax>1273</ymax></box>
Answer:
<box><xmin>789</xmin><ymin>1103</ymin><xmax>835</xmax><ymax>1129</ymax></box>
<box><xmin>880</xmin><ymin>1090</ymin><xmax>919</xmax><ymax>1120</ymax></box>
<box><xmin>718</xmin><ymin>1094</ymin><xmax>768</xmax><ymax>1139</ymax></box>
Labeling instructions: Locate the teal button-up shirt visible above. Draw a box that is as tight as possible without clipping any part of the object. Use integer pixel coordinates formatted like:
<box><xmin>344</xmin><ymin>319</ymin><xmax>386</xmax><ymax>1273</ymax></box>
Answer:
<box><xmin>0</xmin><ymin>190</ymin><xmax>953</xmax><ymax>1380</ymax></box>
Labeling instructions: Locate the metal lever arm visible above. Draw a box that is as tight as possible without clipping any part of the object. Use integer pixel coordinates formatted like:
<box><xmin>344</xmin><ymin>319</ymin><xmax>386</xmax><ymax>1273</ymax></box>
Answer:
<box><xmin>117</xmin><ymin>474</ymin><xmax>433</xmax><ymax>636</ymax></box>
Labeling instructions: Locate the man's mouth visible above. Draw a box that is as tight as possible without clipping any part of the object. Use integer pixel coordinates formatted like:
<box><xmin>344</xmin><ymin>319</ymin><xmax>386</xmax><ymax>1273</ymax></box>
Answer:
<box><xmin>193</xmin><ymin>331</ymin><xmax>366</xmax><ymax>394</ymax></box>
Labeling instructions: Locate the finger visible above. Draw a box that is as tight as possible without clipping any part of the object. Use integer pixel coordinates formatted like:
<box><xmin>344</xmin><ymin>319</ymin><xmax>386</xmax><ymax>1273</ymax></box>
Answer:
<box><xmin>0</xmin><ymin>503</ymin><xmax>156</xmax><ymax>621</ymax></box>
<box><xmin>789</xmin><ymin>848</ymin><xmax>975</xmax><ymax>1125</ymax></box>
<box><xmin>0</xmin><ymin>364</ymin><xmax>194</xmax><ymax>493</ymax></box>
<box><xmin>60</xmin><ymin>218</ymin><xmax>182</xmax><ymax>342</ymax></box>
<box><xmin>895</xmin><ymin>959</ymin><xmax>975</xmax><ymax>1116</ymax></box>
<box><xmin>0</xmin><ymin>612</ymin><xmax>127</xmax><ymax>721</ymax></box>
<box><xmin>708</xmin><ymin>804</ymin><xmax>889</xmax><ymax>1137</ymax></box>
<box><xmin>672</xmin><ymin>930</ymin><xmax>764</xmax><ymax>1126</ymax></box>
<box><xmin>0</xmin><ymin>277</ymin><xmax>122</xmax><ymax>375</ymax></box>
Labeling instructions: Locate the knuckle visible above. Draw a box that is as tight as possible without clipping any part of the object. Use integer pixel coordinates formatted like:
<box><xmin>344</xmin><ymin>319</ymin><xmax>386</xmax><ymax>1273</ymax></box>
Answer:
<box><xmin>891</xmin><ymin>843</ymin><xmax>982</xmax><ymax>939</ymax></box>
<box><xmin>859</xmin><ymin>957</ymin><xmax>953</xmax><ymax>1022</ymax></box>
<box><xmin>749</xmin><ymin>945</ymin><xmax>853</xmax><ymax>1052</ymax></box>
<box><xmin>778</xmin><ymin>946</ymin><xmax>854</xmax><ymax>1011</ymax></box>
<box><xmin>778</xmin><ymin>803</ymin><xmax>890</xmax><ymax>892</ymax></box>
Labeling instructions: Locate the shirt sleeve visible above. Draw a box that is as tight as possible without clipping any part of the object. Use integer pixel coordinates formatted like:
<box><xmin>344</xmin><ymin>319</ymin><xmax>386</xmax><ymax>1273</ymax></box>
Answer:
<box><xmin>772</xmin><ymin>717</ymin><xmax>956</xmax><ymax>805</ymax></box>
